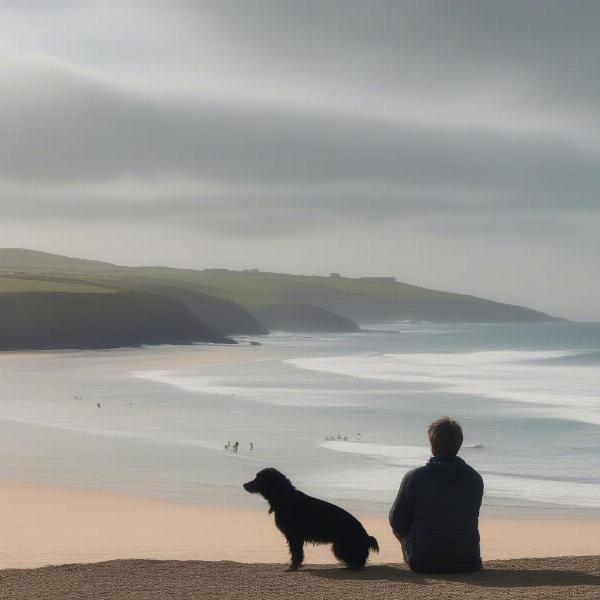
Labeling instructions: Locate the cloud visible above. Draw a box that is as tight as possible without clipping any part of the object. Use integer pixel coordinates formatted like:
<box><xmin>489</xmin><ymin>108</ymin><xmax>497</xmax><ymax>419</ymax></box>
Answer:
<box><xmin>1</xmin><ymin>46</ymin><xmax>599</xmax><ymax>236</ymax></box>
<box><xmin>0</xmin><ymin>1</ymin><xmax>599</xmax><ymax>316</ymax></box>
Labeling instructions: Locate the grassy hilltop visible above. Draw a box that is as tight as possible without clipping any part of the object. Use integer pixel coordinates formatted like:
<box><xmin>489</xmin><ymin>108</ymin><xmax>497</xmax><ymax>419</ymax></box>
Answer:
<box><xmin>0</xmin><ymin>248</ymin><xmax>564</xmax><ymax>350</ymax></box>
<box><xmin>137</xmin><ymin>267</ymin><xmax>561</xmax><ymax>324</ymax></box>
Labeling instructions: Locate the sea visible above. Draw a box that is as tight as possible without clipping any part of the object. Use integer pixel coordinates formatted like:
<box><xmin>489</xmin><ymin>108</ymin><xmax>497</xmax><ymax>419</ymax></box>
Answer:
<box><xmin>1</xmin><ymin>321</ymin><xmax>599</xmax><ymax>518</ymax></box>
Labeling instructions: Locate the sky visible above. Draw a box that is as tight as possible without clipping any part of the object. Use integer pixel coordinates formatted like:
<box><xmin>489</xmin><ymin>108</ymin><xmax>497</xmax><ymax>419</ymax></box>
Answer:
<box><xmin>1</xmin><ymin>1</ymin><xmax>599</xmax><ymax>320</ymax></box>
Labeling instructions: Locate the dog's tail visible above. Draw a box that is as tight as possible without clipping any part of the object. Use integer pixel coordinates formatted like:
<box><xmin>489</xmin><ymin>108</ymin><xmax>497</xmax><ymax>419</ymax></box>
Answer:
<box><xmin>367</xmin><ymin>535</ymin><xmax>379</xmax><ymax>553</ymax></box>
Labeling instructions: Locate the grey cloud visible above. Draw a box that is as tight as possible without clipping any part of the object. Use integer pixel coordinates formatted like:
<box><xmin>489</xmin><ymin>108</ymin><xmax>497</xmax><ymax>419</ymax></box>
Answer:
<box><xmin>175</xmin><ymin>1</ymin><xmax>600</xmax><ymax>116</ymax></box>
<box><xmin>2</xmin><ymin>52</ymin><xmax>600</xmax><ymax>223</ymax></box>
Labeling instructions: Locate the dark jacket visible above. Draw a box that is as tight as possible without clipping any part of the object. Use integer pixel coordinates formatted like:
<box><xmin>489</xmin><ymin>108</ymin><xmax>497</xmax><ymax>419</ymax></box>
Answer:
<box><xmin>389</xmin><ymin>455</ymin><xmax>483</xmax><ymax>573</ymax></box>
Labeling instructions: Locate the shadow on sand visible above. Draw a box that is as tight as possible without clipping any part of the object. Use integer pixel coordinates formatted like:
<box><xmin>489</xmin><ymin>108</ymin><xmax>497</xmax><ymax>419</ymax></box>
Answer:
<box><xmin>305</xmin><ymin>566</ymin><xmax>427</xmax><ymax>584</ymax></box>
<box><xmin>306</xmin><ymin>565</ymin><xmax>600</xmax><ymax>588</ymax></box>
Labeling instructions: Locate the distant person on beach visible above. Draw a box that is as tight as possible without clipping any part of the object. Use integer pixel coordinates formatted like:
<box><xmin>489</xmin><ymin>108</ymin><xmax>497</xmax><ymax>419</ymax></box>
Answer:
<box><xmin>249</xmin><ymin>442</ymin><xmax>254</xmax><ymax>451</ymax></box>
<box><xmin>389</xmin><ymin>417</ymin><xmax>483</xmax><ymax>574</ymax></box>
<box><xmin>233</xmin><ymin>441</ymin><xmax>239</xmax><ymax>454</ymax></box>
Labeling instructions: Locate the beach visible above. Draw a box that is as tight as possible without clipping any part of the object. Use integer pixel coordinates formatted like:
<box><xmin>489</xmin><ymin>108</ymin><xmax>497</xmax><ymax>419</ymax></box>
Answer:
<box><xmin>1</xmin><ymin>481</ymin><xmax>600</xmax><ymax>570</ymax></box>
<box><xmin>2</xmin><ymin>483</ymin><xmax>599</xmax><ymax>600</ymax></box>
<box><xmin>2</xmin><ymin>557</ymin><xmax>599</xmax><ymax>600</ymax></box>
<box><xmin>2</xmin><ymin>326</ymin><xmax>600</xmax><ymax>596</ymax></box>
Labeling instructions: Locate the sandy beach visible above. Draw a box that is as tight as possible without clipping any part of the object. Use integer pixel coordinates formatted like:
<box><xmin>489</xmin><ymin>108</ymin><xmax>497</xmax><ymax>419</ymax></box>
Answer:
<box><xmin>2</xmin><ymin>557</ymin><xmax>600</xmax><ymax>600</ymax></box>
<box><xmin>2</xmin><ymin>483</ymin><xmax>599</xmax><ymax>599</ymax></box>
<box><xmin>0</xmin><ymin>342</ymin><xmax>277</xmax><ymax>370</ymax></box>
<box><xmin>1</xmin><ymin>481</ymin><xmax>600</xmax><ymax>570</ymax></box>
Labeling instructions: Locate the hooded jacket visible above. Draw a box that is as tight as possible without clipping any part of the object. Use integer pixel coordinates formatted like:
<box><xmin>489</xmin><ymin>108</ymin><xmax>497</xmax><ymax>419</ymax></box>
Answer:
<box><xmin>389</xmin><ymin>455</ymin><xmax>483</xmax><ymax>573</ymax></box>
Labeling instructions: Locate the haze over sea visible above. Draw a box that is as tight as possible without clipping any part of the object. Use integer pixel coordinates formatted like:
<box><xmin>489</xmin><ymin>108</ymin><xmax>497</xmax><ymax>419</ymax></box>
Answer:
<box><xmin>2</xmin><ymin>322</ymin><xmax>599</xmax><ymax>518</ymax></box>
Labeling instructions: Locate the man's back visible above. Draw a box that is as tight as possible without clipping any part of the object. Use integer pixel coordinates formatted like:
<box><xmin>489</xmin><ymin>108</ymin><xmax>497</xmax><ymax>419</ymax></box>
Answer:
<box><xmin>389</xmin><ymin>455</ymin><xmax>483</xmax><ymax>573</ymax></box>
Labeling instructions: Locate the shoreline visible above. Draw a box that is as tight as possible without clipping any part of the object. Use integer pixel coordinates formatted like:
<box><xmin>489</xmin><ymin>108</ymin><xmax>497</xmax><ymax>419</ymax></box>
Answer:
<box><xmin>1</xmin><ymin>481</ymin><xmax>599</xmax><ymax>570</ymax></box>
<box><xmin>0</xmin><ymin>341</ymin><xmax>276</xmax><ymax>366</ymax></box>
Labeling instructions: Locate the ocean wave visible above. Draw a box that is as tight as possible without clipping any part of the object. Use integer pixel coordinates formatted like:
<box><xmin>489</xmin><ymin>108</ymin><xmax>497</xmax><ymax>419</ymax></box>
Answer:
<box><xmin>321</xmin><ymin>440</ymin><xmax>429</xmax><ymax>466</ymax></box>
<box><xmin>535</xmin><ymin>350</ymin><xmax>600</xmax><ymax>365</ymax></box>
<box><xmin>317</xmin><ymin>441</ymin><xmax>600</xmax><ymax>508</ymax></box>
<box><xmin>321</xmin><ymin>440</ymin><xmax>482</xmax><ymax>462</ymax></box>
<box><xmin>484</xmin><ymin>473</ymin><xmax>600</xmax><ymax>509</ymax></box>
<box><xmin>131</xmin><ymin>370</ymin><xmax>361</xmax><ymax>407</ymax></box>
<box><xmin>289</xmin><ymin>350</ymin><xmax>600</xmax><ymax>426</ymax></box>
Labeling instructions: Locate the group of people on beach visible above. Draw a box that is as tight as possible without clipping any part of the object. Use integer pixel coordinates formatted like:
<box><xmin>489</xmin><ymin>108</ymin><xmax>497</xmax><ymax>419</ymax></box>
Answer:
<box><xmin>72</xmin><ymin>392</ymin><xmax>102</xmax><ymax>408</ymax></box>
<box><xmin>324</xmin><ymin>433</ymin><xmax>361</xmax><ymax>441</ymax></box>
<box><xmin>224</xmin><ymin>441</ymin><xmax>254</xmax><ymax>453</ymax></box>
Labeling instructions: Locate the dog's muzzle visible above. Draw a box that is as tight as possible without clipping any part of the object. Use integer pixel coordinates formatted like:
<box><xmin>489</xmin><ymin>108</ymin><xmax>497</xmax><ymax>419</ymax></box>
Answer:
<box><xmin>243</xmin><ymin>480</ymin><xmax>258</xmax><ymax>493</ymax></box>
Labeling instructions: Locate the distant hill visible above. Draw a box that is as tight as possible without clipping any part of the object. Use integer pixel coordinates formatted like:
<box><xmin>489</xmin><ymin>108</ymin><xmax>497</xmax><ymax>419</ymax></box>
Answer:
<box><xmin>0</xmin><ymin>250</ymin><xmax>565</xmax><ymax>337</ymax></box>
<box><xmin>254</xmin><ymin>303</ymin><xmax>360</xmax><ymax>333</ymax></box>
<box><xmin>116</xmin><ymin>280</ymin><xmax>267</xmax><ymax>336</ymax></box>
<box><xmin>0</xmin><ymin>273</ymin><xmax>233</xmax><ymax>350</ymax></box>
<box><xmin>0</xmin><ymin>289</ymin><xmax>232</xmax><ymax>350</ymax></box>
<box><xmin>176</xmin><ymin>269</ymin><xmax>564</xmax><ymax>324</ymax></box>
<box><xmin>0</xmin><ymin>248</ymin><xmax>120</xmax><ymax>273</ymax></box>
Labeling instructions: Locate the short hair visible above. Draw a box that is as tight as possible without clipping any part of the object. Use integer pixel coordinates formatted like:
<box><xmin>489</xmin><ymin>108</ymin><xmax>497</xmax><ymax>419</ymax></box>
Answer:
<box><xmin>428</xmin><ymin>417</ymin><xmax>463</xmax><ymax>456</ymax></box>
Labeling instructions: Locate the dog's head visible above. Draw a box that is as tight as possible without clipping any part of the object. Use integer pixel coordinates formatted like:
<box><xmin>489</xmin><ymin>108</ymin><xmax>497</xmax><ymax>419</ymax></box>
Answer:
<box><xmin>243</xmin><ymin>468</ymin><xmax>292</xmax><ymax>498</ymax></box>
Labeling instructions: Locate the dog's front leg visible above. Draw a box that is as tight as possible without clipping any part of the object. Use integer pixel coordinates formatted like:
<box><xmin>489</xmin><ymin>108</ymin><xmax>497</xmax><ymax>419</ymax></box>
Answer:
<box><xmin>285</xmin><ymin>536</ymin><xmax>304</xmax><ymax>572</ymax></box>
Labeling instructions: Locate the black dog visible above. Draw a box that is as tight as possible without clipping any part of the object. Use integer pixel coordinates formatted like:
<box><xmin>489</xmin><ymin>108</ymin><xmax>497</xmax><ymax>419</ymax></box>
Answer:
<box><xmin>243</xmin><ymin>468</ymin><xmax>379</xmax><ymax>571</ymax></box>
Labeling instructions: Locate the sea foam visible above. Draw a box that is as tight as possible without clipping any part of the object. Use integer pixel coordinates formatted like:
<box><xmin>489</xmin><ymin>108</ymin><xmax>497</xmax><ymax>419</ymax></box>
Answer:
<box><xmin>319</xmin><ymin>440</ymin><xmax>600</xmax><ymax>509</ymax></box>
<box><xmin>131</xmin><ymin>370</ymin><xmax>360</xmax><ymax>407</ymax></box>
<box><xmin>288</xmin><ymin>350</ymin><xmax>600</xmax><ymax>426</ymax></box>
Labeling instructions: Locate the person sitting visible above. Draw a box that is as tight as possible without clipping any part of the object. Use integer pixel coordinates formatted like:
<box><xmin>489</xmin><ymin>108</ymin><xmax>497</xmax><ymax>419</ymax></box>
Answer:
<box><xmin>389</xmin><ymin>417</ymin><xmax>483</xmax><ymax>574</ymax></box>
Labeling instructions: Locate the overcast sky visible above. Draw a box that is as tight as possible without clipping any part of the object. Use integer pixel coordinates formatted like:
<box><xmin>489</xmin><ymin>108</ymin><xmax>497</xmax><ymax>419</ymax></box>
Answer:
<box><xmin>1</xmin><ymin>1</ymin><xmax>599</xmax><ymax>319</ymax></box>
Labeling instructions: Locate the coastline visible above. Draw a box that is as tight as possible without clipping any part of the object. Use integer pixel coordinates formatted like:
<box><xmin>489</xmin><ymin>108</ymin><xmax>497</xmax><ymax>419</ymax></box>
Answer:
<box><xmin>0</xmin><ymin>342</ymin><xmax>276</xmax><ymax>367</ymax></box>
<box><xmin>2</xmin><ymin>481</ymin><xmax>599</xmax><ymax>570</ymax></box>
